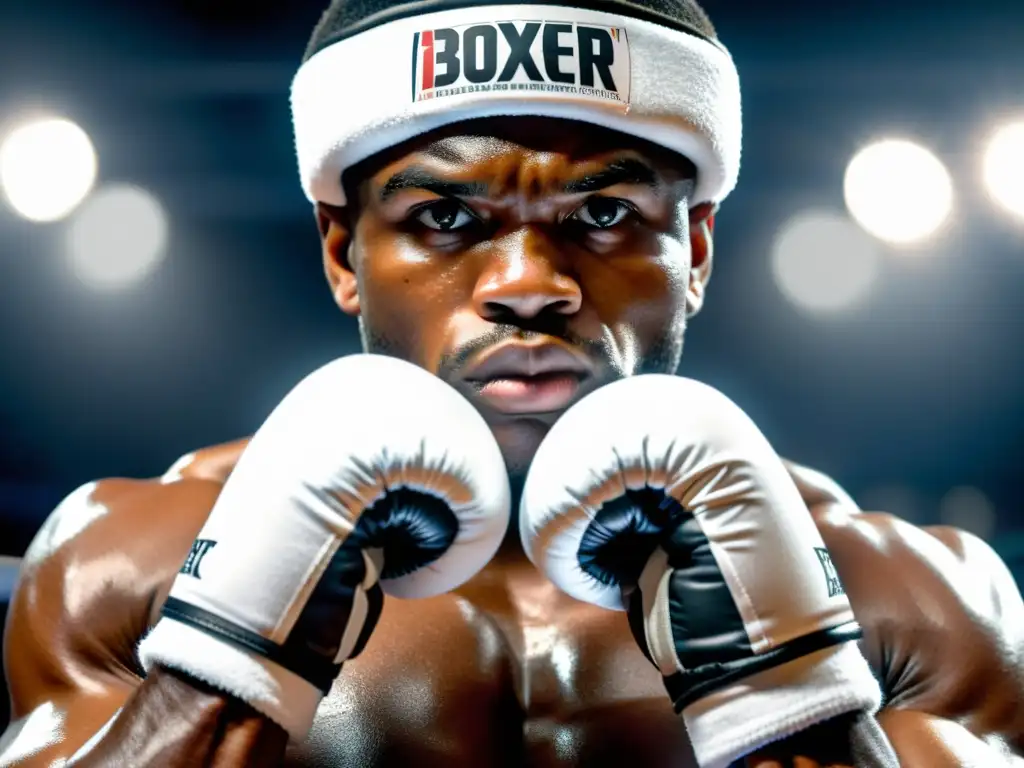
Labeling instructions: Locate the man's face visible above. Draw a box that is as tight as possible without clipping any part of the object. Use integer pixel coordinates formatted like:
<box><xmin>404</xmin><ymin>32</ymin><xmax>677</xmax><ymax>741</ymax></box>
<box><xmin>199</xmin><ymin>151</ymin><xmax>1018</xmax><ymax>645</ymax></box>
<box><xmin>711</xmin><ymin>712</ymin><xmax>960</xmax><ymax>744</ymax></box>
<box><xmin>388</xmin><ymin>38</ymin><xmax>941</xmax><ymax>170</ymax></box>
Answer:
<box><xmin>319</xmin><ymin>117</ymin><xmax>714</xmax><ymax>477</ymax></box>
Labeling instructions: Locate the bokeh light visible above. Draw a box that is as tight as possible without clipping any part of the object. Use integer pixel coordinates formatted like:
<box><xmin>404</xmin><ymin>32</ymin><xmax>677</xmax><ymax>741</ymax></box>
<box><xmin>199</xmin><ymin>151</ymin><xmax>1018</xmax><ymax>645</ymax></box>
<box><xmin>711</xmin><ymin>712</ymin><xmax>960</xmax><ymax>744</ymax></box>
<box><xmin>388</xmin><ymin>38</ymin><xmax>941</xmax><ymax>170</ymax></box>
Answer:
<box><xmin>0</xmin><ymin>117</ymin><xmax>98</xmax><ymax>222</ymax></box>
<box><xmin>844</xmin><ymin>139</ymin><xmax>953</xmax><ymax>245</ymax></box>
<box><xmin>982</xmin><ymin>120</ymin><xmax>1024</xmax><ymax>222</ymax></box>
<box><xmin>771</xmin><ymin>210</ymin><xmax>882</xmax><ymax>315</ymax></box>
<box><xmin>939</xmin><ymin>486</ymin><xmax>996</xmax><ymax>540</ymax></box>
<box><xmin>66</xmin><ymin>184</ymin><xmax>169</xmax><ymax>290</ymax></box>
<box><xmin>859</xmin><ymin>485</ymin><xmax>924</xmax><ymax>524</ymax></box>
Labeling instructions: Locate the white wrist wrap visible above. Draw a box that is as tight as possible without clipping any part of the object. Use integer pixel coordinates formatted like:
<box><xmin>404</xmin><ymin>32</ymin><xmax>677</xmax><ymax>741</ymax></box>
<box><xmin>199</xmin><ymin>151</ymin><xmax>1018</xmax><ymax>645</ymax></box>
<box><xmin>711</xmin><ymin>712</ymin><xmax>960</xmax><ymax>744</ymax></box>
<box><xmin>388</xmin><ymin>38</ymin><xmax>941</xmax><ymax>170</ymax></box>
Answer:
<box><xmin>681</xmin><ymin>642</ymin><xmax>883</xmax><ymax>768</ymax></box>
<box><xmin>139</xmin><ymin>618</ymin><xmax>324</xmax><ymax>741</ymax></box>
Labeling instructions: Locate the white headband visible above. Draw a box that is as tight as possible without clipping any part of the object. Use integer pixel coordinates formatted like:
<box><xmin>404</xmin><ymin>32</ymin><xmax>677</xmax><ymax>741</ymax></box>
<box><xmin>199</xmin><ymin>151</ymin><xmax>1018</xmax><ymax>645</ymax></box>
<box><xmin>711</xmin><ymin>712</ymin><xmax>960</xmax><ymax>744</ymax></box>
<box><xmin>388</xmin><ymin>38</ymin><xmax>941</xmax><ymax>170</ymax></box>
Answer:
<box><xmin>291</xmin><ymin>4</ymin><xmax>742</xmax><ymax>206</ymax></box>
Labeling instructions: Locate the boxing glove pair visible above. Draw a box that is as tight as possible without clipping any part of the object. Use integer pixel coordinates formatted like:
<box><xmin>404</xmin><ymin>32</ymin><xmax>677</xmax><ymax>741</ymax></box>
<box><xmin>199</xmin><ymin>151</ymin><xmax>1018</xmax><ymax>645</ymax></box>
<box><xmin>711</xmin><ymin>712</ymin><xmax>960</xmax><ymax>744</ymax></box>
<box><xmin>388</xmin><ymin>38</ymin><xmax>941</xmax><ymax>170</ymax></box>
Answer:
<box><xmin>140</xmin><ymin>355</ymin><xmax>880</xmax><ymax>767</ymax></box>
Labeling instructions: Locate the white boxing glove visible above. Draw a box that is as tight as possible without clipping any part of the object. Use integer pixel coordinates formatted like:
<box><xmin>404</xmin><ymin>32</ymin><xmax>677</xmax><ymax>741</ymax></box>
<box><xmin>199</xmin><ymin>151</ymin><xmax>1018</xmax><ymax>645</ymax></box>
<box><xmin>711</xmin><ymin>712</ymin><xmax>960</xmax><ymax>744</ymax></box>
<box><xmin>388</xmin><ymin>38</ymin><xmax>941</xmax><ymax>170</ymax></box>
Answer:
<box><xmin>520</xmin><ymin>375</ymin><xmax>881</xmax><ymax>768</ymax></box>
<box><xmin>140</xmin><ymin>354</ymin><xmax>509</xmax><ymax>739</ymax></box>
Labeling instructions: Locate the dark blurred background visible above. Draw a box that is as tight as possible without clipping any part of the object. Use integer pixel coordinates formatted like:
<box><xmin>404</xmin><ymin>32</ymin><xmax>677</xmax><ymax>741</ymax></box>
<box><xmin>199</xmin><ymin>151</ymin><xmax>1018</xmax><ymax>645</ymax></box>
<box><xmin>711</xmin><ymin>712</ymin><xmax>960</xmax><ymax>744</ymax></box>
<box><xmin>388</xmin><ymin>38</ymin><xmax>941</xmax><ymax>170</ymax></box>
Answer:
<box><xmin>0</xmin><ymin>0</ymin><xmax>1022</xmax><ymax>581</ymax></box>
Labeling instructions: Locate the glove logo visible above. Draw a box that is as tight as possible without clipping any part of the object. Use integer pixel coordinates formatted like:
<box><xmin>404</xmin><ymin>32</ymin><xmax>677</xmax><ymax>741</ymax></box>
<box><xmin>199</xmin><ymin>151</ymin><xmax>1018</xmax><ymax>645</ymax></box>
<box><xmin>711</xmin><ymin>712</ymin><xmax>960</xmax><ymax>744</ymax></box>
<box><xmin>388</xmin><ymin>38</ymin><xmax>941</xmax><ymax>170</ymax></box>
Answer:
<box><xmin>814</xmin><ymin>547</ymin><xmax>845</xmax><ymax>598</ymax></box>
<box><xmin>180</xmin><ymin>538</ymin><xmax>217</xmax><ymax>580</ymax></box>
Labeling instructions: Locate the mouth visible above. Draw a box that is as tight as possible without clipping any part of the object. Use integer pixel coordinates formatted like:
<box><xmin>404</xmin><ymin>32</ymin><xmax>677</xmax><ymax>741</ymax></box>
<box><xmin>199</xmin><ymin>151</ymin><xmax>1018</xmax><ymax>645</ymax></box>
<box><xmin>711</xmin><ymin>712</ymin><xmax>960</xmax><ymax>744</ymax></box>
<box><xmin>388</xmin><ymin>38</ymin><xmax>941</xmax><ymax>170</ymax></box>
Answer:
<box><xmin>461</xmin><ymin>343</ymin><xmax>594</xmax><ymax>415</ymax></box>
<box><xmin>469</xmin><ymin>371</ymin><xmax>586</xmax><ymax>414</ymax></box>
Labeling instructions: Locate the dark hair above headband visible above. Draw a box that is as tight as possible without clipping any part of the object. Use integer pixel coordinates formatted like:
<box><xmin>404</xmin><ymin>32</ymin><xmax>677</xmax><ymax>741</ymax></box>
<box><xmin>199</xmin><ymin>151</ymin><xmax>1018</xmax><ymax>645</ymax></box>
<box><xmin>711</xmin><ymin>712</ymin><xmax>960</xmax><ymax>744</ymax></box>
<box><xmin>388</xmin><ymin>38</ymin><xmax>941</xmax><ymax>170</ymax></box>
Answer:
<box><xmin>304</xmin><ymin>0</ymin><xmax>717</xmax><ymax>62</ymax></box>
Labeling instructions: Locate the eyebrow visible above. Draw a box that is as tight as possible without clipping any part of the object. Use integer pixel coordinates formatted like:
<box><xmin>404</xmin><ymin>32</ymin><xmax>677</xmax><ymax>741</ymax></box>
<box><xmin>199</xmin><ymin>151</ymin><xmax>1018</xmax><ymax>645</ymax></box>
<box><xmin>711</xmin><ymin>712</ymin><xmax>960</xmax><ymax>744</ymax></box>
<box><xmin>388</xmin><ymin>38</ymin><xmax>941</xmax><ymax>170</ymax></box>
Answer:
<box><xmin>379</xmin><ymin>167</ymin><xmax>487</xmax><ymax>202</ymax></box>
<box><xmin>377</xmin><ymin>157</ymin><xmax>664</xmax><ymax>203</ymax></box>
<box><xmin>563</xmin><ymin>158</ymin><xmax>661</xmax><ymax>194</ymax></box>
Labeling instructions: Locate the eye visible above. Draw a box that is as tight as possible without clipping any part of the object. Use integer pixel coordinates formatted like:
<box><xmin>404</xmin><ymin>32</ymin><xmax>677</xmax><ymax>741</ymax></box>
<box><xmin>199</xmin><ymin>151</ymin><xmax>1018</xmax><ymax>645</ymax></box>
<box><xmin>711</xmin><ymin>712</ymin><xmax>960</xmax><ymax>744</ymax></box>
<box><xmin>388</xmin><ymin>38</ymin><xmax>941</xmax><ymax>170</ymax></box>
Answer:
<box><xmin>572</xmin><ymin>197</ymin><xmax>634</xmax><ymax>229</ymax></box>
<box><xmin>414</xmin><ymin>200</ymin><xmax>477</xmax><ymax>232</ymax></box>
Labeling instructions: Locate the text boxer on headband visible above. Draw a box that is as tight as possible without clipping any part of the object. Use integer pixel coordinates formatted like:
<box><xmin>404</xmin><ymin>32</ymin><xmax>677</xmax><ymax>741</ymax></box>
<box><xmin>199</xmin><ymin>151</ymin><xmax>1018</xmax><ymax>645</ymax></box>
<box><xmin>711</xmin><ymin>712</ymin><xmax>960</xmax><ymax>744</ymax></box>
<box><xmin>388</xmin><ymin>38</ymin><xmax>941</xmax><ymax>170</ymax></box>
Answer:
<box><xmin>3</xmin><ymin>2</ymin><xmax>1023</xmax><ymax>767</ymax></box>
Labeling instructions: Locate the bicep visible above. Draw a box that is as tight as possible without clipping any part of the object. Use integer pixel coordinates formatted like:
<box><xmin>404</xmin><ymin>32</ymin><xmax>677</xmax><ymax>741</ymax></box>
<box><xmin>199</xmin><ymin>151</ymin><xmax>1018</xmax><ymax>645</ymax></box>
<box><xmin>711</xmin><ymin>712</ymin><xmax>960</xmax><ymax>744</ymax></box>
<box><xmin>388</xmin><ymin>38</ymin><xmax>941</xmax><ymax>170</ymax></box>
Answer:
<box><xmin>2</xmin><ymin>555</ymin><xmax>138</xmax><ymax>765</ymax></box>
<box><xmin>1</xmin><ymin>482</ymin><xmax>153</xmax><ymax>764</ymax></box>
<box><xmin>5</xmin><ymin>486</ymin><xmax>146</xmax><ymax>717</ymax></box>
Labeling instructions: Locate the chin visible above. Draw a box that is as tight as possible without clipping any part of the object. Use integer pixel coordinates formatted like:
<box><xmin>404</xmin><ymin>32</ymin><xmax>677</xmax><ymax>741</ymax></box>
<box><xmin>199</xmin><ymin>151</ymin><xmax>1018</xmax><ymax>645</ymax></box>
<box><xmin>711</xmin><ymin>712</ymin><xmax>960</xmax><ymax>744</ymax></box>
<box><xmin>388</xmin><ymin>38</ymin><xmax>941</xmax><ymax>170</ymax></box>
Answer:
<box><xmin>488</xmin><ymin>419</ymin><xmax>553</xmax><ymax>479</ymax></box>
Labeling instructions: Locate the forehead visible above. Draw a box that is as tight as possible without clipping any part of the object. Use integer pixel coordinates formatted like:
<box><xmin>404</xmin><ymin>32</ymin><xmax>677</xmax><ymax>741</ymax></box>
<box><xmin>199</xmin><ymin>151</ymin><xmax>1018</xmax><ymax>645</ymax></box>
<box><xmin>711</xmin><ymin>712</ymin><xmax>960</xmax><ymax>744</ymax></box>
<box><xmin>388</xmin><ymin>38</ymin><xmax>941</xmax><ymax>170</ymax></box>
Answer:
<box><xmin>350</xmin><ymin>116</ymin><xmax>696</xmax><ymax>188</ymax></box>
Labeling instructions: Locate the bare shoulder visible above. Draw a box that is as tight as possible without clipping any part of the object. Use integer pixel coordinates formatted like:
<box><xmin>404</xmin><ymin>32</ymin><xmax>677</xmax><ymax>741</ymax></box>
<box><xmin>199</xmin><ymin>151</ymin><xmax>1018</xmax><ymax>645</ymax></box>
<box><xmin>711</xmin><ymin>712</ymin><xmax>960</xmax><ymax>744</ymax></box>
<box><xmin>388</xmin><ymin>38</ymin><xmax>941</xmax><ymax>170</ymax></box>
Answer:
<box><xmin>786</xmin><ymin>458</ymin><xmax>1023</xmax><ymax>639</ymax></box>
<box><xmin>818</xmin><ymin>509</ymin><xmax>1018</xmax><ymax>623</ymax></box>
<box><xmin>785</xmin><ymin>460</ymin><xmax>1024</xmax><ymax>741</ymax></box>
<box><xmin>21</xmin><ymin>435</ymin><xmax>251</xmax><ymax>572</ymax></box>
<box><xmin>922</xmin><ymin>523</ymin><xmax>1024</xmax><ymax>630</ymax></box>
<box><xmin>820</xmin><ymin>510</ymin><xmax>1024</xmax><ymax>741</ymax></box>
<box><xmin>160</xmin><ymin>437</ymin><xmax>250</xmax><ymax>485</ymax></box>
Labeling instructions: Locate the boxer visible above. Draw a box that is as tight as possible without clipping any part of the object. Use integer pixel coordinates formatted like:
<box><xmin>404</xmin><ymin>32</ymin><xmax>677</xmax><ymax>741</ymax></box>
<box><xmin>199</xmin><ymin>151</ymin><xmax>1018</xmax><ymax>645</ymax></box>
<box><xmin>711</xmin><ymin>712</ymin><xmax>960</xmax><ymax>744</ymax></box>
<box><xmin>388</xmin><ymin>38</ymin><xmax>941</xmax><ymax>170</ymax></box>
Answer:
<box><xmin>3</xmin><ymin>0</ymin><xmax>1023</xmax><ymax>766</ymax></box>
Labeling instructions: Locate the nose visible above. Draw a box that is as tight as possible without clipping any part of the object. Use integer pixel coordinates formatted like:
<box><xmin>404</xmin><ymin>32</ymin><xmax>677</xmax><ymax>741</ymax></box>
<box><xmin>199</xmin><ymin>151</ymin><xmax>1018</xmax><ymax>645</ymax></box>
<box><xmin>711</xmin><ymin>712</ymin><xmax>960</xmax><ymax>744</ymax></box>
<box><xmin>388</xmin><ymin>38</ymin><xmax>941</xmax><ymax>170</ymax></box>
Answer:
<box><xmin>473</xmin><ymin>228</ymin><xmax>583</xmax><ymax>321</ymax></box>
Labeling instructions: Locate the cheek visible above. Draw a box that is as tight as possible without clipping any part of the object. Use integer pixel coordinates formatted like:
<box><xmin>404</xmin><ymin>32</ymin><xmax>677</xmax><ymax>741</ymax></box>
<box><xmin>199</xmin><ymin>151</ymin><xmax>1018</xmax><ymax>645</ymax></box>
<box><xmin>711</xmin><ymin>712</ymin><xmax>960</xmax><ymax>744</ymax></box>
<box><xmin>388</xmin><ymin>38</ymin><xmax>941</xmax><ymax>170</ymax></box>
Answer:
<box><xmin>639</xmin><ymin>237</ymin><xmax>690</xmax><ymax>314</ymax></box>
<box><xmin>353</xmin><ymin>230</ymin><xmax>471</xmax><ymax>368</ymax></box>
<box><xmin>588</xmin><ymin>235</ymin><xmax>690</xmax><ymax>350</ymax></box>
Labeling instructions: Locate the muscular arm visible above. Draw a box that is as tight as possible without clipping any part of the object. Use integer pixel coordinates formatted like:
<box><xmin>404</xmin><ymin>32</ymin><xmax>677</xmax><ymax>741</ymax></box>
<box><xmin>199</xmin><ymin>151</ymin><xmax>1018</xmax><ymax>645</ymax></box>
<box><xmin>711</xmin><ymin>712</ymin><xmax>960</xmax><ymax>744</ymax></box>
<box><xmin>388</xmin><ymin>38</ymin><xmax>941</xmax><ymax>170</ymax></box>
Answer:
<box><xmin>742</xmin><ymin>461</ymin><xmax>1024</xmax><ymax>767</ymax></box>
<box><xmin>0</xmin><ymin>445</ymin><xmax>289</xmax><ymax>767</ymax></box>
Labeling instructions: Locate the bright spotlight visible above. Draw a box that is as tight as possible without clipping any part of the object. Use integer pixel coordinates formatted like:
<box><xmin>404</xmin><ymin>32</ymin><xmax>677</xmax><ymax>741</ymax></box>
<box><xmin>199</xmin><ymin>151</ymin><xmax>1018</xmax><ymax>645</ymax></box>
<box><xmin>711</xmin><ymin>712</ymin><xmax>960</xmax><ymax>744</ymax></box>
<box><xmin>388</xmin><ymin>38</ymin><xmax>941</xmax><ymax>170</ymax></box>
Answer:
<box><xmin>0</xmin><ymin>117</ymin><xmax>98</xmax><ymax>222</ymax></box>
<box><xmin>939</xmin><ymin>486</ymin><xmax>996</xmax><ymax>540</ymax></box>
<box><xmin>982</xmin><ymin>120</ymin><xmax>1024</xmax><ymax>221</ymax></box>
<box><xmin>772</xmin><ymin>210</ymin><xmax>881</xmax><ymax>315</ymax></box>
<box><xmin>67</xmin><ymin>184</ymin><xmax>169</xmax><ymax>290</ymax></box>
<box><xmin>844</xmin><ymin>139</ymin><xmax>953</xmax><ymax>245</ymax></box>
